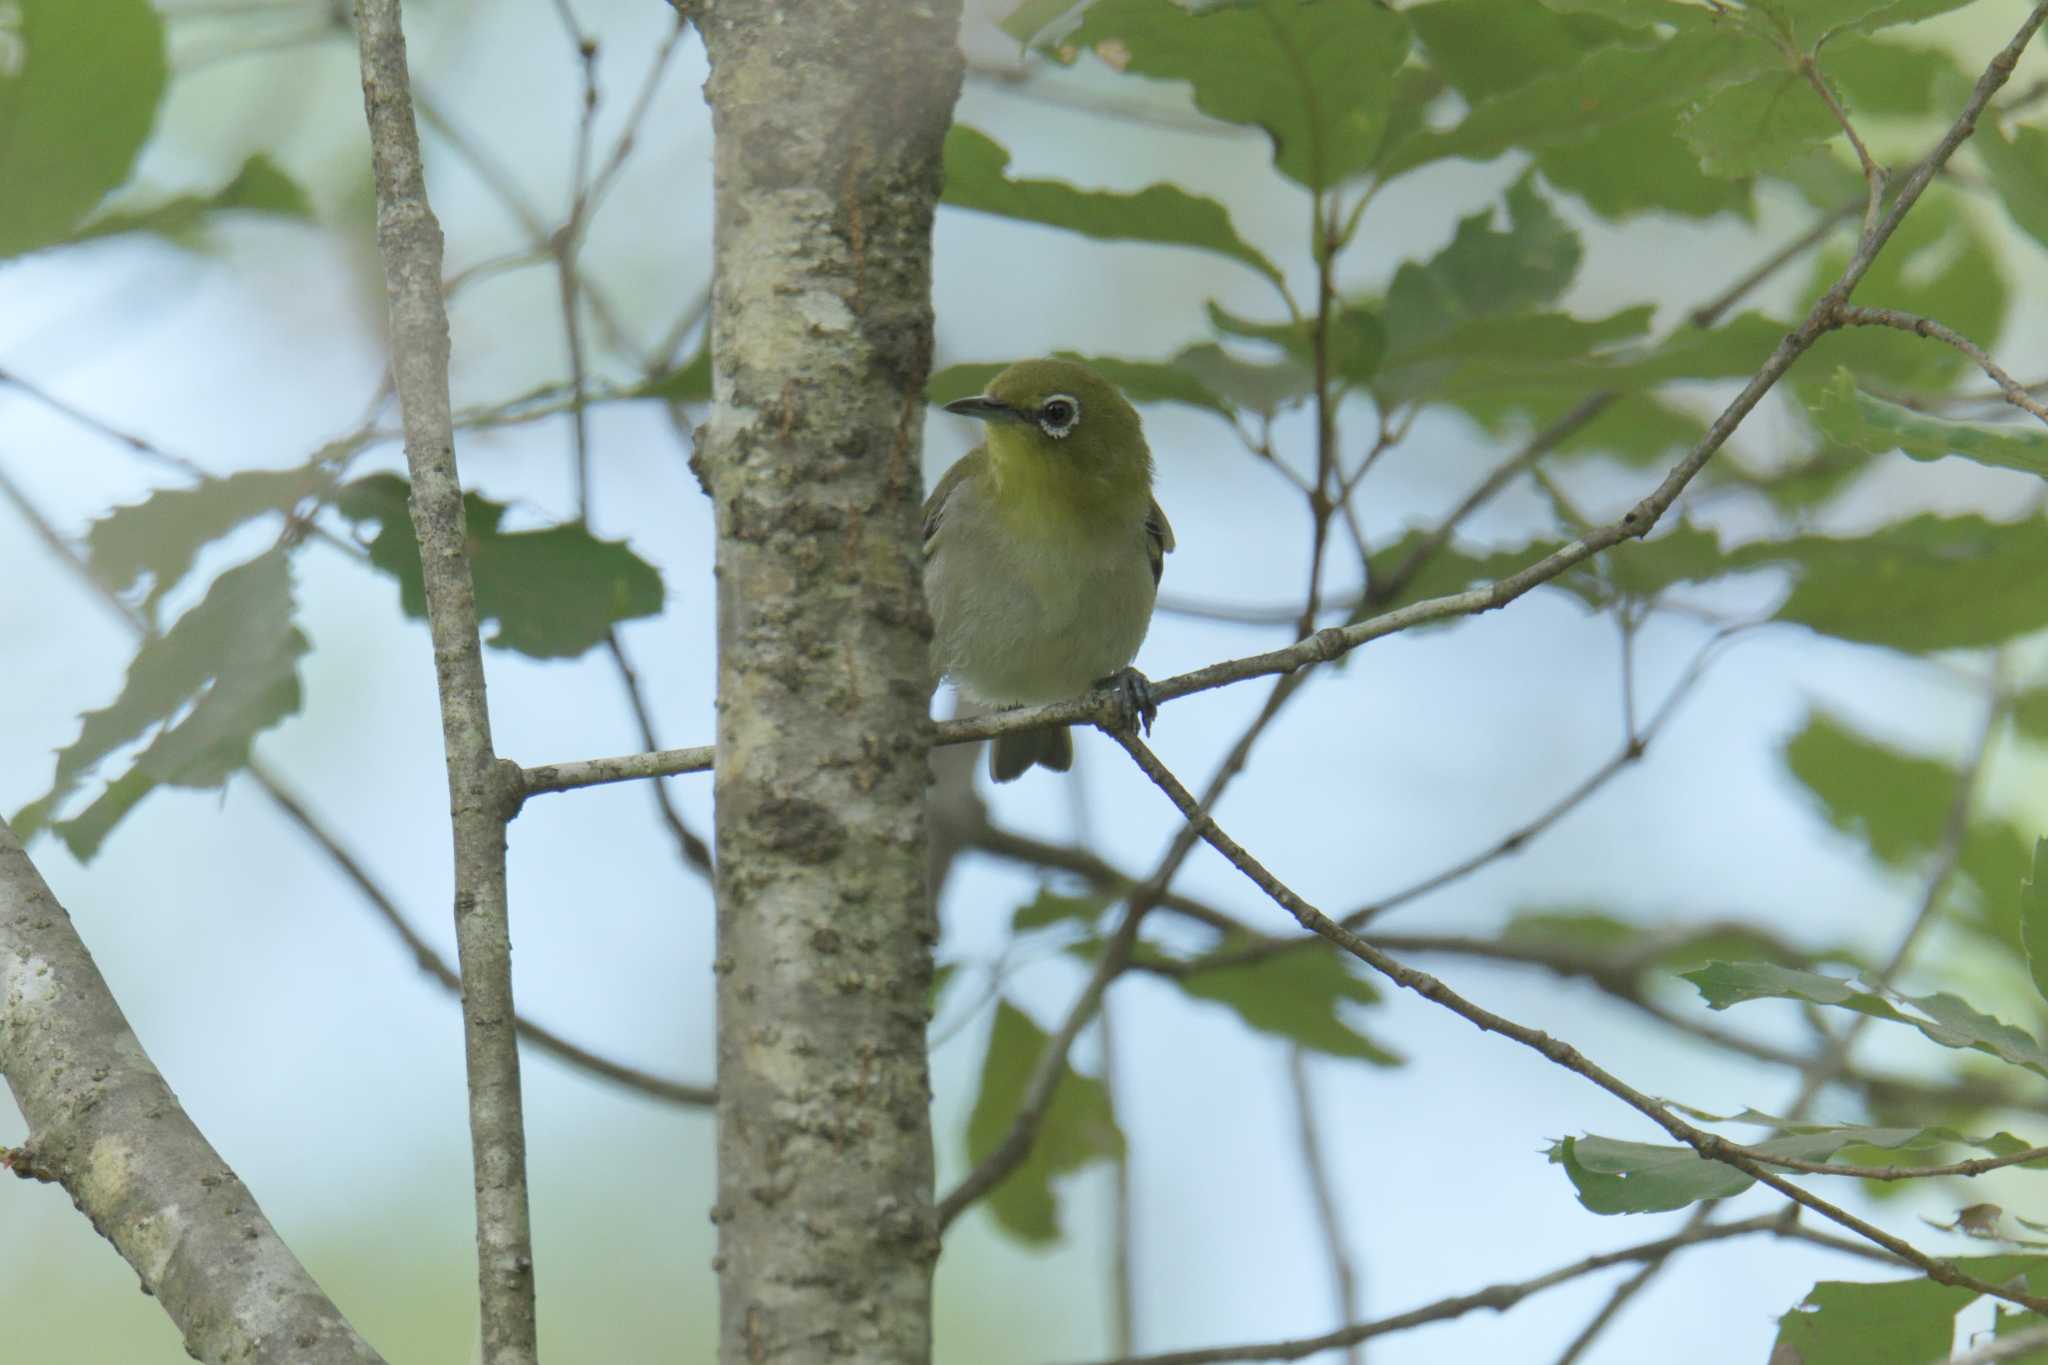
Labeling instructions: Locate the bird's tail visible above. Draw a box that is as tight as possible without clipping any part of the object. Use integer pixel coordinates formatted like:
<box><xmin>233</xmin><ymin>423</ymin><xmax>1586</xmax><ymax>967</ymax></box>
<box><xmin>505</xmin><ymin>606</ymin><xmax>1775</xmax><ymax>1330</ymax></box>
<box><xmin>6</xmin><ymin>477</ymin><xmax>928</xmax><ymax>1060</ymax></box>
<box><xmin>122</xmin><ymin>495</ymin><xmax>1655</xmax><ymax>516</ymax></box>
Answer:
<box><xmin>989</xmin><ymin>725</ymin><xmax>1073</xmax><ymax>782</ymax></box>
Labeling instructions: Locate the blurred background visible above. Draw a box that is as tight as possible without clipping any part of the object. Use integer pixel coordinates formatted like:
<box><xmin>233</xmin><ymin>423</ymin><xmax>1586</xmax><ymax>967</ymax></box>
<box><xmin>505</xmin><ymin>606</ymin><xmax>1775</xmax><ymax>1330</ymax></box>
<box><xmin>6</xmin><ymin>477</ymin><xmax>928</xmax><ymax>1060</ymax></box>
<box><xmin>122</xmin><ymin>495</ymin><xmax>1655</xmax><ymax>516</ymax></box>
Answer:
<box><xmin>4</xmin><ymin>1</ymin><xmax>2048</xmax><ymax>1362</ymax></box>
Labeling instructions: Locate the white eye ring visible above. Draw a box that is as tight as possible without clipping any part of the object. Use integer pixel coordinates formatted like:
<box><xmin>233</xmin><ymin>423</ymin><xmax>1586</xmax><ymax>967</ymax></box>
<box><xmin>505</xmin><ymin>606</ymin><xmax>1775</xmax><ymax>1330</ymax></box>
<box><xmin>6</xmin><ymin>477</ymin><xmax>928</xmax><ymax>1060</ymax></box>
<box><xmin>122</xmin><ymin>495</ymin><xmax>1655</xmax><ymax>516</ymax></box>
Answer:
<box><xmin>1037</xmin><ymin>394</ymin><xmax>1081</xmax><ymax>439</ymax></box>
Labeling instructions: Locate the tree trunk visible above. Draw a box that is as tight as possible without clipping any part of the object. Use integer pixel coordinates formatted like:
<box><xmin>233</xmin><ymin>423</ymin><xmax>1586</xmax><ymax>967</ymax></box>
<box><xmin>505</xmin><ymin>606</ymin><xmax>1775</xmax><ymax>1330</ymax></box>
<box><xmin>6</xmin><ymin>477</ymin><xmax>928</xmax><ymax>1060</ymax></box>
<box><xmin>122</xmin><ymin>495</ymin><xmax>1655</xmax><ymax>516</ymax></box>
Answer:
<box><xmin>693</xmin><ymin>3</ymin><xmax>962</xmax><ymax>1363</ymax></box>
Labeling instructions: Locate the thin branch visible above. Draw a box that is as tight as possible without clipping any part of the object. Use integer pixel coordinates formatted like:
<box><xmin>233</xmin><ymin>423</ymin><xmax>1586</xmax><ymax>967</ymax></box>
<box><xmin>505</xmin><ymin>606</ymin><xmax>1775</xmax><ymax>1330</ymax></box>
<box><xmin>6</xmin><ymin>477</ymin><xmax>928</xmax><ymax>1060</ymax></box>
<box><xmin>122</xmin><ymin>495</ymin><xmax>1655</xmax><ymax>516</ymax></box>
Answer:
<box><xmin>601</xmin><ymin>629</ymin><xmax>714</xmax><ymax>875</ymax></box>
<box><xmin>1690</xmin><ymin>200</ymin><xmax>1858</xmax><ymax>329</ymax></box>
<box><xmin>353</xmin><ymin>4</ymin><xmax>538</xmax><ymax>1360</ymax></box>
<box><xmin>1800</xmin><ymin>51</ymin><xmax>1887</xmax><ymax>240</ymax></box>
<box><xmin>1059</xmin><ymin>1211</ymin><xmax>1891</xmax><ymax>1365</ymax></box>
<box><xmin>1108</xmin><ymin>729</ymin><xmax>2048</xmax><ymax>1317</ymax></box>
<box><xmin>0</xmin><ymin>366</ymin><xmax>210</xmax><ymax>479</ymax></box>
<box><xmin>1287</xmin><ymin>1048</ymin><xmax>1362</xmax><ymax>1365</ymax></box>
<box><xmin>1832</xmin><ymin>307</ymin><xmax>2048</xmax><ymax>426</ymax></box>
<box><xmin>1939</xmin><ymin>1324</ymin><xmax>2048</xmax><ymax>1365</ymax></box>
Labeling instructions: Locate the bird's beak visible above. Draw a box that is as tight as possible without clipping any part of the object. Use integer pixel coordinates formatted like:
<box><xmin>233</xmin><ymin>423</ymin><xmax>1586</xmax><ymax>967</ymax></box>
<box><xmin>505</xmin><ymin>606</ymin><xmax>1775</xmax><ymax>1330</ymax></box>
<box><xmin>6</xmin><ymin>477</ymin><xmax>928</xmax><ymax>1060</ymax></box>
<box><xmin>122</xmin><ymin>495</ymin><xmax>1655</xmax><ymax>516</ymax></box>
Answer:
<box><xmin>943</xmin><ymin>395</ymin><xmax>1025</xmax><ymax>424</ymax></box>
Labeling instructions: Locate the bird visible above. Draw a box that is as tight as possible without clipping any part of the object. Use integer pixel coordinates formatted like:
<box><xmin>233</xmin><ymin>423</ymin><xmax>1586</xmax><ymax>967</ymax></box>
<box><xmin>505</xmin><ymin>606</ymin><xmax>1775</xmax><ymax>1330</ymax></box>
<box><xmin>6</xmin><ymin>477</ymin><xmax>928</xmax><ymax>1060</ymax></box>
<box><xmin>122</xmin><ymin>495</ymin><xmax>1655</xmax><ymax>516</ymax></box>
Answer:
<box><xmin>924</xmin><ymin>357</ymin><xmax>1173</xmax><ymax>782</ymax></box>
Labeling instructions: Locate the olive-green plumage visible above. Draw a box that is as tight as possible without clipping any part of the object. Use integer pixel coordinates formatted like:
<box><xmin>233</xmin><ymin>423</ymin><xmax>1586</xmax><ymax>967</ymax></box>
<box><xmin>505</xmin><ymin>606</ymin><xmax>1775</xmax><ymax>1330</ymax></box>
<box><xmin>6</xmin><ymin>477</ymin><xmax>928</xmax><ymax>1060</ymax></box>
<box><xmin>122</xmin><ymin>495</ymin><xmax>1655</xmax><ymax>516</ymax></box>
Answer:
<box><xmin>924</xmin><ymin>358</ymin><xmax>1173</xmax><ymax>781</ymax></box>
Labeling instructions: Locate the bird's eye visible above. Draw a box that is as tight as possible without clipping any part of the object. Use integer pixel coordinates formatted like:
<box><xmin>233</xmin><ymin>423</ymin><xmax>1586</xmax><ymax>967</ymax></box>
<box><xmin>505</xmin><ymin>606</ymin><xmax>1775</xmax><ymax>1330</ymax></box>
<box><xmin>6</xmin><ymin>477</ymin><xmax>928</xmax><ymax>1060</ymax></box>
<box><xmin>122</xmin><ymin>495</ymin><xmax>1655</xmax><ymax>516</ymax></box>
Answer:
<box><xmin>1037</xmin><ymin>394</ymin><xmax>1081</xmax><ymax>438</ymax></box>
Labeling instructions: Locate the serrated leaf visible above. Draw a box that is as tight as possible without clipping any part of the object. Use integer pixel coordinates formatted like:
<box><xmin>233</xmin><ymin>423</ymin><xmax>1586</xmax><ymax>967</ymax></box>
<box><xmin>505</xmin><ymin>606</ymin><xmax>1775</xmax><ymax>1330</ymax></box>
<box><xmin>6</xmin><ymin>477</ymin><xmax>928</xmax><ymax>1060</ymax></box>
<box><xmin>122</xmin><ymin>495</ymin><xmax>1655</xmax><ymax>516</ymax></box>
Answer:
<box><xmin>1805</xmin><ymin>368</ymin><xmax>2048</xmax><ymax>480</ymax></box>
<box><xmin>76</xmin><ymin>154</ymin><xmax>315</xmax><ymax>244</ymax></box>
<box><xmin>965</xmin><ymin>999</ymin><xmax>1124</xmax><ymax>1243</ymax></box>
<box><xmin>1681</xmin><ymin>69</ymin><xmax>1843</xmax><ymax>178</ymax></box>
<box><xmin>1384</xmin><ymin>12</ymin><xmax>1771</xmax><ymax>178</ymax></box>
<box><xmin>1684</xmin><ymin>961</ymin><xmax>2048</xmax><ymax>1080</ymax></box>
<box><xmin>13</xmin><ymin>550</ymin><xmax>307</xmax><ymax>860</ymax></box>
<box><xmin>1384</xmin><ymin>174</ymin><xmax>1581</xmax><ymax>359</ymax></box>
<box><xmin>1977</xmin><ymin>122</ymin><xmax>2048</xmax><ymax>257</ymax></box>
<box><xmin>1174</xmin><ymin>937</ymin><xmax>1400</xmax><ymax>1065</ymax></box>
<box><xmin>1730</xmin><ymin>513</ymin><xmax>2048</xmax><ymax>653</ymax></box>
<box><xmin>1066</xmin><ymin>0</ymin><xmax>1412</xmax><ymax>192</ymax></box>
<box><xmin>87</xmin><ymin>463</ymin><xmax>336</xmax><ymax>613</ymax></box>
<box><xmin>334</xmin><ymin>474</ymin><xmax>663</xmax><ymax>659</ymax></box>
<box><xmin>2024</xmin><ymin>839</ymin><xmax>2048</xmax><ymax>1010</ymax></box>
<box><xmin>941</xmin><ymin>125</ymin><xmax>1282</xmax><ymax>286</ymax></box>
<box><xmin>0</xmin><ymin>0</ymin><xmax>167</xmax><ymax>258</ymax></box>
<box><xmin>1772</xmin><ymin>1279</ymin><xmax>1977</xmax><ymax>1365</ymax></box>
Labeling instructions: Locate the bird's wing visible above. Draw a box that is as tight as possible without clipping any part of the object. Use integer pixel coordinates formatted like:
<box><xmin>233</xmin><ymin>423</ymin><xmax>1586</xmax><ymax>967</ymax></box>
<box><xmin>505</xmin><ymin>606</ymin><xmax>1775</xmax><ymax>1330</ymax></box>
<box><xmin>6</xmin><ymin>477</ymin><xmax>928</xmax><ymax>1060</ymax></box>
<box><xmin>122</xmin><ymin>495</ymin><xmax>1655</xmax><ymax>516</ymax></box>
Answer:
<box><xmin>1145</xmin><ymin>496</ymin><xmax>1175</xmax><ymax>587</ymax></box>
<box><xmin>922</xmin><ymin>450</ymin><xmax>983</xmax><ymax>551</ymax></box>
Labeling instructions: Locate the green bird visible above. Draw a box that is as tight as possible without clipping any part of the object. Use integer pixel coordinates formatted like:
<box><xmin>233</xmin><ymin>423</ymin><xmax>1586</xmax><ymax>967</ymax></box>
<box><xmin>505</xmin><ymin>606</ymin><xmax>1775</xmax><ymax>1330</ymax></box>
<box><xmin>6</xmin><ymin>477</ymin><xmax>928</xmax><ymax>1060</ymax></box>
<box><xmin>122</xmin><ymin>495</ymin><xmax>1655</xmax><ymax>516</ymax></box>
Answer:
<box><xmin>925</xmin><ymin>358</ymin><xmax>1174</xmax><ymax>782</ymax></box>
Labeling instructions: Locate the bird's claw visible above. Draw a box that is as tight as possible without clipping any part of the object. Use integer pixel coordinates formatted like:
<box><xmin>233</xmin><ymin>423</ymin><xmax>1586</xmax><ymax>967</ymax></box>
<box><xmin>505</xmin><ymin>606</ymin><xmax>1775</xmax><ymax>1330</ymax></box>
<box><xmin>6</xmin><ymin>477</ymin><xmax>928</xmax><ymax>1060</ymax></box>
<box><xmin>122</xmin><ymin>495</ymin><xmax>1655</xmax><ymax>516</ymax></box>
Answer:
<box><xmin>1094</xmin><ymin>667</ymin><xmax>1158</xmax><ymax>736</ymax></box>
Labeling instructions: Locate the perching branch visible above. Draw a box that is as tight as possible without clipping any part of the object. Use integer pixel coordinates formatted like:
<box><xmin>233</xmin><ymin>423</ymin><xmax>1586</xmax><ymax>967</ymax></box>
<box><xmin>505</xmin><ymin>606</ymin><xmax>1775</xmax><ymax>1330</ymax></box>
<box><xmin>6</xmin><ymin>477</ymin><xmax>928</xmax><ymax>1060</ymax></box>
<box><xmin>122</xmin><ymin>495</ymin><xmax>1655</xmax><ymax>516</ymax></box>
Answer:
<box><xmin>1832</xmin><ymin>306</ymin><xmax>2048</xmax><ymax>427</ymax></box>
<box><xmin>352</xmin><ymin>4</ymin><xmax>538</xmax><ymax>1361</ymax></box>
<box><xmin>0</xmin><ymin>820</ymin><xmax>385</xmax><ymax>1365</ymax></box>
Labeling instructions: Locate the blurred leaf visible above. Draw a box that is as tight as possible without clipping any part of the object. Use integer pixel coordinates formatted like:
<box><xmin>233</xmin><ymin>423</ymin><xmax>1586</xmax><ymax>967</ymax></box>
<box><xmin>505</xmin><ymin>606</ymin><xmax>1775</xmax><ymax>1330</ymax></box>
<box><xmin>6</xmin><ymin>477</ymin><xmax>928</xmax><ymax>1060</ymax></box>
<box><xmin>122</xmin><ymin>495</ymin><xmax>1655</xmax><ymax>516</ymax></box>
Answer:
<box><xmin>76</xmin><ymin>155</ymin><xmax>314</xmax><ymax>244</ymax></box>
<box><xmin>1731</xmin><ymin>514</ymin><xmax>2048</xmax><ymax>653</ymax></box>
<box><xmin>929</xmin><ymin>352</ymin><xmax>1232</xmax><ymax>418</ymax></box>
<box><xmin>2016</xmin><ymin>689</ymin><xmax>2048</xmax><ymax>746</ymax></box>
<box><xmin>1804</xmin><ymin>368</ymin><xmax>2048</xmax><ymax>480</ymax></box>
<box><xmin>1384</xmin><ymin>174</ymin><xmax>1580</xmax><ymax>358</ymax></box>
<box><xmin>1827</xmin><ymin>35</ymin><xmax>1969</xmax><ymax>117</ymax></box>
<box><xmin>1684</xmin><ymin>962</ymin><xmax>2048</xmax><ymax>1079</ymax></box>
<box><xmin>1384</xmin><ymin>10</ymin><xmax>1770</xmax><ymax>177</ymax></box>
<box><xmin>1800</xmin><ymin>193</ymin><xmax>2004</xmax><ymax>389</ymax></box>
<box><xmin>13</xmin><ymin>551</ymin><xmax>307</xmax><ymax>860</ymax></box>
<box><xmin>998</xmin><ymin>0</ymin><xmax>1078</xmax><ymax>43</ymax></box>
<box><xmin>965</xmin><ymin>1000</ymin><xmax>1124</xmax><ymax>1243</ymax></box>
<box><xmin>1772</xmin><ymin>1279</ymin><xmax>1976</xmax><ymax>1365</ymax></box>
<box><xmin>1681</xmin><ymin>69</ymin><xmax>1842</xmax><ymax>178</ymax></box>
<box><xmin>1012</xmin><ymin>888</ymin><xmax>1107</xmax><ymax>932</ymax></box>
<box><xmin>2024</xmin><ymin>839</ymin><xmax>2048</xmax><ymax>1009</ymax></box>
<box><xmin>1065</xmin><ymin>0</ymin><xmax>1412</xmax><ymax>191</ymax></box>
<box><xmin>0</xmin><ymin>0</ymin><xmax>167</xmax><ymax>258</ymax></box>
<box><xmin>335</xmin><ymin>474</ymin><xmax>663</xmax><ymax>659</ymax></box>
<box><xmin>1172</xmin><ymin>343</ymin><xmax>1314</xmax><ymax>416</ymax></box>
<box><xmin>1361</xmin><ymin>530</ymin><xmax>1569</xmax><ymax>612</ymax></box>
<box><xmin>1553</xmin><ymin>1135</ymin><xmax>1752</xmax><ymax>1213</ymax></box>
<box><xmin>1604</xmin><ymin>523</ymin><xmax>1728</xmax><ymax>596</ymax></box>
<box><xmin>1782</xmin><ymin>709</ymin><xmax>1953</xmax><ymax>869</ymax></box>
<box><xmin>1173</xmin><ymin>937</ymin><xmax>1401</xmax><ymax>1065</ymax></box>
<box><xmin>1765</xmin><ymin>0</ymin><xmax>1987</xmax><ymax>43</ymax></box>
<box><xmin>1977</xmin><ymin>122</ymin><xmax>2048</xmax><ymax>256</ymax></box>
<box><xmin>1206</xmin><ymin>302</ymin><xmax>1385</xmax><ymax>388</ymax></box>
<box><xmin>629</xmin><ymin>344</ymin><xmax>710</xmax><ymax>404</ymax></box>
<box><xmin>941</xmin><ymin>125</ymin><xmax>1282</xmax><ymax>286</ymax></box>
<box><xmin>1551</xmin><ymin>392</ymin><xmax>1697</xmax><ymax>467</ymax></box>
<box><xmin>87</xmin><ymin>463</ymin><xmax>335</xmax><ymax>612</ymax></box>
<box><xmin>1377</xmin><ymin>306</ymin><xmax>1652</xmax><ymax>404</ymax></box>
<box><xmin>1539</xmin><ymin>114</ymin><xmax>1755</xmax><ymax>221</ymax></box>
<box><xmin>1409</xmin><ymin>0</ymin><xmax>1631</xmax><ymax>102</ymax></box>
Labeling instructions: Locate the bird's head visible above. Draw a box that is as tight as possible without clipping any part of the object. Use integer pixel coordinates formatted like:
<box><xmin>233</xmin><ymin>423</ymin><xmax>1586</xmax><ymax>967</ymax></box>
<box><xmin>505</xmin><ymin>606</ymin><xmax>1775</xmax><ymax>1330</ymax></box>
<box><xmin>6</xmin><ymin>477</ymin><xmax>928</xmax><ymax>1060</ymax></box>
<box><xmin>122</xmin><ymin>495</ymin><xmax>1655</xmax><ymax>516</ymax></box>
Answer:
<box><xmin>943</xmin><ymin>358</ymin><xmax>1151</xmax><ymax>494</ymax></box>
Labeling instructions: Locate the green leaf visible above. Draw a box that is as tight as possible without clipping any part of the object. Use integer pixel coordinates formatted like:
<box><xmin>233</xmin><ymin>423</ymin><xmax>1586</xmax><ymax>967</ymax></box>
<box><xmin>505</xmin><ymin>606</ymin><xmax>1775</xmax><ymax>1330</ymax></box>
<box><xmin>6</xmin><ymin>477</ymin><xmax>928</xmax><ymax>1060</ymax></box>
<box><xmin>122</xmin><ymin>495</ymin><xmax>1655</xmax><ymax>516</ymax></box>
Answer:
<box><xmin>334</xmin><ymin>474</ymin><xmax>664</xmax><ymax>659</ymax></box>
<box><xmin>1977</xmin><ymin>122</ymin><xmax>2048</xmax><ymax>256</ymax></box>
<box><xmin>1409</xmin><ymin>0</ymin><xmax>1631</xmax><ymax>103</ymax></box>
<box><xmin>1762</xmin><ymin>0</ymin><xmax>1987</xmax><ymax>45</ymax></box>
<box><xmin>1680</xmin><ymin>68</ymin><xmax>1842</xmax><ymax>178</ymax></box>
<box><xmin>87</xmin><ymin>463</ymin><xmax>337</xmax><ymax>613</ymax></box>
<box><xmin>1172</xmin><ymin>343</ymin><xmax>1314</xmax><ymax>416</ymax></box>
<box><xmin>1360</xmin><ymin>530</ymin><xmax>1570</xmax><ymax>612</ymax></box>
<box><xmin>997</xmin><ymin>0</ymin><xmax>1079</xmax><ymax>44</ymax></box>
<box><xmin>1553</xmin><ymin>1135</ymin><xmax>1753</xmax><ymax>1214</ymax></box>
<box><xmin>1384</xmin><ymin>12</ymin><xmax>1770</xmax><ymax>178</ymax></box>
<box><xmin>0</xmin><ymin>0</ymin><xmax>167</xmax><ymax>258</ymax></box>
<box><xmin>1683</xmin><ymin>962</ymin><xmax>2048</xmax><ymax>1080</ymax></box>
<box><xmin>1827</xmin><ymin>35</ymin><xmax>1969</xmax><ymax>117</ymax></box>
<box><xmin>76</xmin><ymin>154</ymin><xmax>315</xmax><ymax>244</ymax></box>
<box><xmin>965</xmin><ymin>1000</ymin><xmax>1125</xmax><ymax>1243</ymax></box>
<box><xmin>1065</xmin><ymin>0</ymin><xmax>1412</xmax><ymax>192</ymax></box>
<box><xmin>929</xmin><ymin>351</ymin><xmax>1234</xmax><ymax>419</ymax></box>
<box><xmin>1012</xmin><ymin>888</ymin><xmax>1107</xmax><ymax>932</ymax></box>
<box><xmin>1805</xmin><ymin>368</ymin><xmax>2048</xmax><ymax>480</ymax></box>
<box><xmin>1383</xmin><ymin>174</ymin><xmax>1581</xmax><ymax>359</ymax></box>
<box><xmin>1730</xmin><ymin>513</ymin><xmax>2048</xmax><ymax>653</ymax></box>
<box><xmin>1173</xmin><ymin>937</ymin><xmax>1400</xmax><ymax>1065</ymax></box>
<box><xmin>2024</xmin><ymin>839</ymin><xmax>2048</xmax><ymax>1010</ymax></box>
<box><xmin>1376</xmin><ymin>306</ymin><xmax>1653</xmax><ymax>404</ymax></box>
<box><xmin>1772</xmin><ymin>1279</ymin><xmax>1977</xmax><ymax>1365</ymax></box>
<box><xmin>1781</xmin><ymin>709</ymin><xmax>1954</xmax><ymax>869</ymax></box>
<box><xmin>13</xmin><ymin>551</ymin><xmax>308</xmax><ymax>860</ymax></box>
<box><xmin>632</xmin><ymin>344</ymin><xmax>711</xmax><ymax>405</ymax></box>
<box><xmin>1538</xmin><ymin>113</ymin><xmax>1755</xmax><ymax>221</ymax></box>
<box><xmin>941</xmin><ymin>126</ymin><xmax>1282</xmax><ymax>286</ymax></box>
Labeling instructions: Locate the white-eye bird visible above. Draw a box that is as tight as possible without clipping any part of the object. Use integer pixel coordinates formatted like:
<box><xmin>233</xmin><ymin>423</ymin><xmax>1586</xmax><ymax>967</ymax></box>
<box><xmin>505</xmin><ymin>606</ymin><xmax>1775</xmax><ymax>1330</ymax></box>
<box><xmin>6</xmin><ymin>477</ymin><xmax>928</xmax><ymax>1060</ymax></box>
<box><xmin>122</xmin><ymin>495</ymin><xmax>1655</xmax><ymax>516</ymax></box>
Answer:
<box><xmin>925</xmin><ymin>358</ymin><xmax>1173</xmax><ymax>782</ymax></box>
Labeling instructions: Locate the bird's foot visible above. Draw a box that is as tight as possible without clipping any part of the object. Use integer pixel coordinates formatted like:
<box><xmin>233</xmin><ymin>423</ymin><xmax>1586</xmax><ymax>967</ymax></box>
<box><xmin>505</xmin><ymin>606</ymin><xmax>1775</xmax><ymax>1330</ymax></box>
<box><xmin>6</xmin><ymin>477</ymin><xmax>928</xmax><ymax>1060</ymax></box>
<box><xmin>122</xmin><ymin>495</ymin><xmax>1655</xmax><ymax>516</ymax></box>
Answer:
<box><xmin>1093</xmin><ymin>667</ymin><xmax>1159</xmax><ymax>736</ymax></box>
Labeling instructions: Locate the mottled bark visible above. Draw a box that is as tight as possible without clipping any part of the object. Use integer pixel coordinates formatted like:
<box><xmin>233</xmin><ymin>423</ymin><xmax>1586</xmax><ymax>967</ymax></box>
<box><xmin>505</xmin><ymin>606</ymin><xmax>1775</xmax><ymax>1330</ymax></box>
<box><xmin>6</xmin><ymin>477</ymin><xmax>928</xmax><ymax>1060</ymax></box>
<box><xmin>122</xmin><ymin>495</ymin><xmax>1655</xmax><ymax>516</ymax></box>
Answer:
<box><xmin>0</xmin><ymin>820</ymin><xmax>384</xmax><ymax>1365</ymax></box>
<box><xmin>352</xmin><ymin>4</ymin><xmax>536</xmax><ymax>1362</ymax></box>
<box><xmin>694</xmin><ymin>2</ymin><xmax>962</xmax><ymax>1362</ymax></box>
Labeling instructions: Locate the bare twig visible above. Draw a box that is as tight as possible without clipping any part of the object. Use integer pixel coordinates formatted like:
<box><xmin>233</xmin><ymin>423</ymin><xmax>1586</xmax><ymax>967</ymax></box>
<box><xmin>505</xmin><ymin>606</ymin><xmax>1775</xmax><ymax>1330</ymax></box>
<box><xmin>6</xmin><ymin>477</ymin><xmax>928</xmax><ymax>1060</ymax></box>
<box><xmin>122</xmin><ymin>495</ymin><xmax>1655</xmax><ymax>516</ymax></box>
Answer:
<box><xmin>353</xmin><ymin>4</ymin><xmax>538</xmax><ymax>1360</ymax></box>
<box><xmin>1287</xmin><ymin>1048</ymin><xmax>1363</xmax><ymax>1365</ymax></box>
<box><xmin>1832</xmin><ymin>307</ymin><xmax>2048</xmax><ymax>427</ymax></box>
